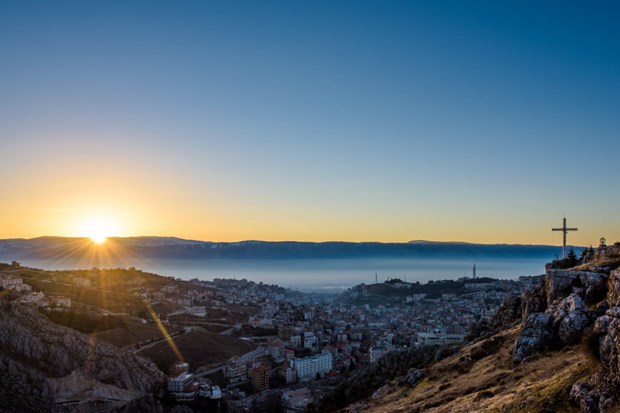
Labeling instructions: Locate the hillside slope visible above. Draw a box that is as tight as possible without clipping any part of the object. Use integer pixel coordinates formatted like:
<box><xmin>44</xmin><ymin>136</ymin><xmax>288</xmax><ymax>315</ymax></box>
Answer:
<box><xmin>344</xmin><ymin>327</ymin><xmax>595</xmax><ymax>413</ymax></box>
<box><xmin>0</xmin><ymin>302</ymin><xmax>164</xmax><ymax>413</ymax></box>
<box><xmin>341</xmin><ymin>243</ymin><xmax>620</xmax><ymax>413</ymax></box>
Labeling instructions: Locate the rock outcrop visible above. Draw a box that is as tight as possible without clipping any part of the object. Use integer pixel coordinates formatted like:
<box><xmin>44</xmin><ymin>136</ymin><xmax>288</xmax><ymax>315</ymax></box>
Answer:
<box><xmin>598</xmin><ymin>288</ymin><xmax>620</xmax><ymax>388</ymax></box>
<box><xmin>570</xmin><ymin>383</ymin><xmax>601</xmax><ymax>413</ymax></box>
<box><xmin>513</xmin><ymin>312</ymin><xmax>554</xmax><ymax>363</ymax></box>
<box><xmin>513</xmin><ymin>263</ymin><xmax>620</xmax><ymax>412</ymax></box>
<box><xmin>607</xmin><ymin>269</ymin><xmax>620</xmax><ymax>307</ymax></box>
<box><xmin>336</xmin><ymin>245</ymin><xmax>620</xmax><ymax>413</ymax></box>
<box><xmin>0</xmin><ymin>302</ymin><xmax>165</xmax><ymax>413</ymax></box>
<box><xmin>513</xmin><ymin>270</ymin><xmax>607</xmax><ymax>363</ymax></box>
<box><xmin>399</xmin><ymin>368</ymin><xmax>424</xmax><ymax>387</ymax></box>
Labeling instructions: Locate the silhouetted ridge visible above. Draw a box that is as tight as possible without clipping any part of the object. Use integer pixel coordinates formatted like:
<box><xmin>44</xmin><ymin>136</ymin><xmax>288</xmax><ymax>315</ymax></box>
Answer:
<box><xmin>0</xmin><ymin>237</ymin><xmax>563</xmax><ymax>260</ymax></box>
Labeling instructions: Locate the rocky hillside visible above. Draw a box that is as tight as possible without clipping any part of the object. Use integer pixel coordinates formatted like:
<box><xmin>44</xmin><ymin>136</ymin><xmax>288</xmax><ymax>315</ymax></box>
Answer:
<box><xmin>340</xmin><ymin>243</ymin><xmax>620</xmax><ymax>413</ymax></box>
<box><xmin>0</xmin><ymin>302</ymin><xmax>165</xmax><ymax>413</ymax></box>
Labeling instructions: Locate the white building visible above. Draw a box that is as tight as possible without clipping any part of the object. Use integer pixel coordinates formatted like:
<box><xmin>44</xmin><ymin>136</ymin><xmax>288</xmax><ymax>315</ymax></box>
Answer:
<box><xmin>293</xmin><ymin>352</ymin><xmax>333</xmax><ymax>382</ymax></box>
<box><xmin>268</xmin><ymin>339</ymin><xmax>285</xmax><ymax>361</ymax></box>
<box><xmin>281</xmin><ymin>365</ymin><xmax>297</xmax><ymax>384</ymax></box>
<box><xmin>168</xmin><ymin>362</ymin><xmax>199</xmax><ymax>401</ymax></box>
<box><xmin>223</xmin><ymin>361</ymin><xmax>248</xmax><ymax>383</ymax></box>
<box><xmin>0</xmin><ymin>276</ymin><xmax>31</xmax><ymax>292</ymax></box>
<box><xmin>303</xmin><ymin>331</ymin><xmax>317</xmax><ymax>350</ymax></box>
<box><xmin>290</xmin><ymin>335</ymin><xmax>302</xmax><ymax>347</ymax></box>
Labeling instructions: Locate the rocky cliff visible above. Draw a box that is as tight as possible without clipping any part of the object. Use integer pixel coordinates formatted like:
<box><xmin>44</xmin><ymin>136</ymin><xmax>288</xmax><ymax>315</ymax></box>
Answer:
<box><xmin>0</xmin><ymin>302</ymin><xmax>165</xmax><ymax>413</ymax></box>
<box><xmin>512</xmin><ymin>244</ymin><xmax>620</xmax><ymax>412</ymax></box>
<box><xmin>340</xmin><ymin>243</ymin><xmax>620</xmax><ymax>413</ymax></box>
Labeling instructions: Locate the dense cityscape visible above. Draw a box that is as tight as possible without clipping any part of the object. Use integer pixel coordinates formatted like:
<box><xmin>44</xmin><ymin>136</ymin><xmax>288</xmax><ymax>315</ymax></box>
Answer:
<box><xmin>0</xmin><ymin>261</ymin><xmax>540</xmax><ymax>412</ymax></box>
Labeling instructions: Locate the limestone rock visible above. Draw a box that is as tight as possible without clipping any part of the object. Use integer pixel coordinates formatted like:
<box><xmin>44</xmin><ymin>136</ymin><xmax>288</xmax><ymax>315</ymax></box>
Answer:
<box><xmin>599</xmin><ymin>313</ymin><xmax>620</xmax><ymax>388</ymax></box>
<box><xmin>545</xmin><ymin>270</ymin><xmax>608</xmax><ymax>306</ymax></box>
<box><xmin>491</xmin><ymin>294</ymin><xmax>522</xmax><ymax>327</ymax></box>
<box><xmin>371</xmin><ymin>384</ymin><xmax>392</xmax><ymax>400</ymax></box>
<box><xmin>607</xmin><ymin>270</ymin><xmax>620</xmax><ymax>307</ymax></box>
<box><xmin>521</xmin><ymin>284</ymin><xmax>547</xmax><ymax>320</ymax></box>
<box><xmin>579</xmin><ymin>272</ymin><xmax>608</xmax><ymax>304</ymax></box>
<box><xmin>553</xmin><ymin>294</ymin><xmax>592</xmax><ymax>344</ymax></box>
<box><xmin>559</xmin><ymin>311</ymin><xmax>590</xmax><ymax>344</ymax></box>
<box><xmin>513</xmin><ymin>313</ymin><xmax>553</xmax><ymax>363</ymax></box>
<box><xmin>544</xmin><ymin>271</ymin><xmax>574</xmax><ymax>305</ymax></box>
<box><xmin>0</xmin><ymin>302</ymin><xmax>164</xmax><ymax>413</ymax></box>
<box><xmin>570</xmin><ymin>383</ymin><xmax>600</xmax><ymax>413</ymax></box>
<box><xmin>399</xmin><ymin>368</ymin><xmax>424</xmax><ymax>386</ymax></box>
<box><xmin>514</xmin><ymin>293</ymin><xmax>594</xmax><ymax>363</ymax></box>
<box><xmin>594</xmin><ymin>315</ymin><xmax>611</xmax><ymax>335</ymax></box>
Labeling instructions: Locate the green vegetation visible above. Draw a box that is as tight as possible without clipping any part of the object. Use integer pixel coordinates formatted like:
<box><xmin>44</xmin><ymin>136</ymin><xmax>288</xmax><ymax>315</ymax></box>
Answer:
<box><xmin>567</xmin><ymin>247</ymin><xmax>578</xmax><ymax>268</ymax></box>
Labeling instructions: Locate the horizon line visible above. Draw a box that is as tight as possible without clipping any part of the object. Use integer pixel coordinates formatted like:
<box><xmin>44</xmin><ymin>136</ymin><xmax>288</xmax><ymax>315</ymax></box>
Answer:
<box><xmin>0</xmin><ymin>235</ymin><xmax>574</xmax><ymax>248</ymax></box>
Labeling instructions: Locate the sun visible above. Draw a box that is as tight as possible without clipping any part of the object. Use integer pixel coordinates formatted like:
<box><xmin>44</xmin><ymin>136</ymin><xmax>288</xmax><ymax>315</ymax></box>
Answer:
<box><xmin>79</xmin><ymin>216</ymin><xmax>122</xmax><ymax>244</ymax></box>
<box><xmin>90</xmin><ymin>232</ymin><xmax>107</xmax><ymax>244</ymax></box>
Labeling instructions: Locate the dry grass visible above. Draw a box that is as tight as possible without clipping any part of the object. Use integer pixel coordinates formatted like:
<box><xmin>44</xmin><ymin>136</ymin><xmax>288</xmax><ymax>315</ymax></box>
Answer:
<box><xmin>92</xmin><ymin>322</ymin><xmax>178</xmax><ymax>347</ymax></box>
<box><xmin>349</xmin><ymin>326</ymin><xmax>596</xmax><ymax>413</ymax></box>
<box><xmin>136</xmin><ymin>326</ymin><xmax>255</xmax><ymax>371</ymax></box>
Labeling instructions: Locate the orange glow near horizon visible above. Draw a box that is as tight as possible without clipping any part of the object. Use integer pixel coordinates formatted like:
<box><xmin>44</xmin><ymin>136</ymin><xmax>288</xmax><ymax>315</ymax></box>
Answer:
<box><xmin>0</xmin><ymin>170</ymin><xmax>617</xmax><ymax>246</ymax></box>
<box><xmin>0</xmin><ymin>152</ymin><xmax>616</xmax><ymax>246</ymax></box>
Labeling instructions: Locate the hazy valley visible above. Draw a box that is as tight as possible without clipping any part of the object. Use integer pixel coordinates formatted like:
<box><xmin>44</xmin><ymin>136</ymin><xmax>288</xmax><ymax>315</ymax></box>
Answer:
<box><xmin>1</xmin><ymin>241</ymin><xmax>619</xmax><ymax>412</ymax></box>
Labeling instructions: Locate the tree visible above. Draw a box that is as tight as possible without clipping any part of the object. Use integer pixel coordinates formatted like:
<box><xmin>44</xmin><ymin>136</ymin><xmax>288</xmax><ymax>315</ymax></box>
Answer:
<box><xmin>316</xmin><ymin>372</ymin><xmax>322</xmax><ymax>380</ymax></box>
<box><xmin>567</xmin><ymin>247</ymin><xmax>578</xmax><ymax>268</ymax></box>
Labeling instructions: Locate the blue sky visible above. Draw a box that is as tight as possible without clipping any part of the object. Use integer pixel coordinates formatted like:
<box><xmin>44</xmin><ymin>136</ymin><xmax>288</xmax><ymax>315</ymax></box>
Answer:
<box><xmin>1</xmin><ymin>1</ymin><xmax>618</xmax><ymax>244</ymax></box>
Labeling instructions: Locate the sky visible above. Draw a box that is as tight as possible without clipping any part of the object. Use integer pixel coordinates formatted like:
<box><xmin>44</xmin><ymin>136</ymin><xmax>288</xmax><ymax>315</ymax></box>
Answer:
<box><xmin>1</xmin><ymin>1</ymin><xmax>618</xmax><ymax>245</ymax></box>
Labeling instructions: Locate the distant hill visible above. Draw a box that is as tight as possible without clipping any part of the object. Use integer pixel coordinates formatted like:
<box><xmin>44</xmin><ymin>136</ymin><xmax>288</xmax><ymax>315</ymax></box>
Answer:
<box><xmin>0</xmin><ymin>236</ymin><xmax>566</xmax><ymax>262</ymax></box>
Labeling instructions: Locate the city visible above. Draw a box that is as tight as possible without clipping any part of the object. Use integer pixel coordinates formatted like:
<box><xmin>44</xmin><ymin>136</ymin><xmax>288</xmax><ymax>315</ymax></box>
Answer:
<box><xmin>0</xmin><ymin>260</ymin><xmax>539</xmax><ymax>412</ymax></box>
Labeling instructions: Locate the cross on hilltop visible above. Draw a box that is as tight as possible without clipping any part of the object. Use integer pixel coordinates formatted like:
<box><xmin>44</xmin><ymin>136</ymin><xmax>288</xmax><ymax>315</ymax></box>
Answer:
<box><xmin>552</xmin><ymin>217</ymin><xmax>578</xmax><ymax>258</ymax></box>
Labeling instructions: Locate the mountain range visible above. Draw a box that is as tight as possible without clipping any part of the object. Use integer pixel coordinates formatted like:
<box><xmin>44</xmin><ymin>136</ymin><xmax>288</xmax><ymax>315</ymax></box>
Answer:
<box><xmin>0</xmin><ymin>236</ymin><xmax>566</xmax><ymax>261</ymax></box>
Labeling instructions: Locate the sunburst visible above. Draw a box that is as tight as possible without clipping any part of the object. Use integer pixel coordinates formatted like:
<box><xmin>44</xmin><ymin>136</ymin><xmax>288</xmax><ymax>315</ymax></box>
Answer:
<box><xmin>79</xmin><ymin>216</ymin><xmax>121</xmax><ymax>244</ymax></box>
